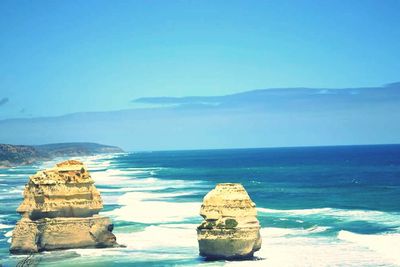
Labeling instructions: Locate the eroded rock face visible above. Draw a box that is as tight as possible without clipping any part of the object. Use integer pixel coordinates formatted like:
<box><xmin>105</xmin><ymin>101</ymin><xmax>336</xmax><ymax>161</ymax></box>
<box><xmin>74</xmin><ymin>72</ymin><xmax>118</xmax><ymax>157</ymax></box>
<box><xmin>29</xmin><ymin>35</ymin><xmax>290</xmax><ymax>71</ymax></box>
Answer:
<box><xmin>197</xmin><ymin>183</ymin><xmax>262</xmax><ymax>260</ymax></box>
<box><xmin>10</xmin><ymin>160</ymin><xmax>117</xmax><ymax>254</ymax></box>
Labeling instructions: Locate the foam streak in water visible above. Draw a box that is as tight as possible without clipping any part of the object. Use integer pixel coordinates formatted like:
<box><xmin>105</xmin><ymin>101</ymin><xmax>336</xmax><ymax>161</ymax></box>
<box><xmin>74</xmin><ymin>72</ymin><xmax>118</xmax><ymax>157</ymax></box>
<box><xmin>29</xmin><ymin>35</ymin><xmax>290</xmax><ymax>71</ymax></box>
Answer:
<box><xmin>258</xmin><ymin>207</ymin><xmax>400</xmax><ymax>227</ymax></box>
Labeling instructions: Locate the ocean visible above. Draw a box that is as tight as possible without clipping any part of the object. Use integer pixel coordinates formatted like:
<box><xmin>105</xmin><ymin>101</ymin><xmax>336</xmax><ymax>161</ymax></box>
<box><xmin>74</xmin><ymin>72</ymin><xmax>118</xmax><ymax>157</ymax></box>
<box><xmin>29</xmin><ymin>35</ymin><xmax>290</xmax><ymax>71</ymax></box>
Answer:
<box><xmin>1</xmin><ymin>145</ymin><xmax>400</xmax><ymax>266</ymax></box>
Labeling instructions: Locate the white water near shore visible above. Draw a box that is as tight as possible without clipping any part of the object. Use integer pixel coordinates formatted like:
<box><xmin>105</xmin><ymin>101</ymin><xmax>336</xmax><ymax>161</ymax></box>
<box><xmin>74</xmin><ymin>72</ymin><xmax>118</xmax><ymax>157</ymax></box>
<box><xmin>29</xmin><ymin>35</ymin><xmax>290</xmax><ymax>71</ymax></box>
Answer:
<box><xmin>258</xmin><ymin>207</ymin><xmax>400</xmax><ymax>228</ymax></box>
<box><xmin>1</xmin><ymin>153</ymin><xmax>400</xmax><ymax>266</ymax></box>
<box><xmin>91</xmin><ymin>155</ymin><xmax>400</xmax><ymax>266</ymax></box>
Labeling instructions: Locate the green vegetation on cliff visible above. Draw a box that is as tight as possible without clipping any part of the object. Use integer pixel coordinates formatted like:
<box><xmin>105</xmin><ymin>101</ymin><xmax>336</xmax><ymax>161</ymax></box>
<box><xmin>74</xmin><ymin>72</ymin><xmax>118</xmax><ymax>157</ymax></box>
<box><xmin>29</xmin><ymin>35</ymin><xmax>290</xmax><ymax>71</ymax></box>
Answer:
<box><xmin>0</xmin><ymin>143</ymin><xmax>123</xmax><ymax>167</ymax></box>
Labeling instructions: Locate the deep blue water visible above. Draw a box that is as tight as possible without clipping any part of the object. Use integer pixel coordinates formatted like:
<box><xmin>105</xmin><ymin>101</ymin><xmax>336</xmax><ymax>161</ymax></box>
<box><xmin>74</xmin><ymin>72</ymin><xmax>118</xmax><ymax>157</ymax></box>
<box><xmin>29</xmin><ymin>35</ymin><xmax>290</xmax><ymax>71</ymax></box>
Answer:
<box><xmin>118</xmin><ymin>145</ymin><xmax>400</xmax><ymax>211</ymax></box>
<box><xmin>1</xmin><ymin>145</ymin><xmax>400</xmax><ymax>266</ymax></box>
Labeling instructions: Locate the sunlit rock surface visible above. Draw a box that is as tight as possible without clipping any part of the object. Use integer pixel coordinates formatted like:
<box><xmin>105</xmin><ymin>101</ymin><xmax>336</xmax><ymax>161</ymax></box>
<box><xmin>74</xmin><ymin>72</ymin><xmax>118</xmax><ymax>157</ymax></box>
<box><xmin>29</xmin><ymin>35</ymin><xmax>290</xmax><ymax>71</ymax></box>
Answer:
<box><xmin>10</xmin><ymin>160</ymin><xmax>117</xmax><ymax>254</ymax></box>
<box><xmin>197</xmin><ymin>183</ymin><xmax>262</xmax><ymax>260</ymax></box>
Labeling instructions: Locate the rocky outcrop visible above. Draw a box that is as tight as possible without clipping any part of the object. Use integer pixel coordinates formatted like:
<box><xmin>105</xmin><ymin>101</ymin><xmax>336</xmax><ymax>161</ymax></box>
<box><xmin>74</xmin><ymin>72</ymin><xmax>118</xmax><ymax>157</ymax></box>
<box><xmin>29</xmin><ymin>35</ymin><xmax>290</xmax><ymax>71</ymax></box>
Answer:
<box><xmin>10</xmin><ymin>160</ymin><xmax>117</xmax><ymax>254</ymax></box>
<box><xmin>197</xmin><ymin>183</ymin><xmax>261</xmax><ymax>260</ymax></box>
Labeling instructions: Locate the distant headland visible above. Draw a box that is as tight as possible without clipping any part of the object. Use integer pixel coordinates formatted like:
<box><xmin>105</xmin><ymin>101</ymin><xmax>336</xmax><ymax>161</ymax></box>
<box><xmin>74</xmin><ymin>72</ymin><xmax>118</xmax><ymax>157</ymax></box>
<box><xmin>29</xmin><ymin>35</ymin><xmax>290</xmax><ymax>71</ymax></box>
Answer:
<box><xmin>0</xmin><ymin>142</ymin><xmax>124</xmax><ymax>167</ymax></box>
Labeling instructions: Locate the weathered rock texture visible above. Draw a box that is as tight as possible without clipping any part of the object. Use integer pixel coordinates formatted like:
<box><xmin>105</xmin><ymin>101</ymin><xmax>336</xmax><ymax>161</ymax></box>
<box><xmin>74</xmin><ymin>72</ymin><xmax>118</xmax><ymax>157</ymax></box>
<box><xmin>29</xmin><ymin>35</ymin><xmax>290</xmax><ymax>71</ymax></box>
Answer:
<box><xmin>197</xmin><ymin>183</ymin><xmax>262</xmax><ymax>260</ymax></box>
<box><xmin>10</xmin><ymin>160</ymin><xmax>117</xmax><ymax>254</ymax></box>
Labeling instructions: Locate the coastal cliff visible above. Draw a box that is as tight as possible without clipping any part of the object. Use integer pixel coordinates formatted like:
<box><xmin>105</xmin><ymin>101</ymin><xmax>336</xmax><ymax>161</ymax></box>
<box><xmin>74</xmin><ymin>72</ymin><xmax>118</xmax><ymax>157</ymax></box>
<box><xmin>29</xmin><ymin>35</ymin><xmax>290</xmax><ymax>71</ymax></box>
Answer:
<box><xmin>10</xmin><ymin>160</ymin><xmax>117</xmax><ymax>254</ymax></box>
<box><xmin>197</xmin><ymin>183</ymin><xmax>261</xmax><ymax>260</ymax></box>
<box><xmin>0</xmin><ymin>142</ymin><xmax>123</xmax><ymax>167</ymax></box>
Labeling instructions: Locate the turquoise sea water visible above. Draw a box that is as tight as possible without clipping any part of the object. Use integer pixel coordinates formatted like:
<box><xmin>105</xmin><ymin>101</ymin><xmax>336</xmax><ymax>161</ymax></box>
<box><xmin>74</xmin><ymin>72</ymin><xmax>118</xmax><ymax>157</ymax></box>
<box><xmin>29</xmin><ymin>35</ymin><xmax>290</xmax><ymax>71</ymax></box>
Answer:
<box><xmin>1</xmin><ymin>145</ymin><xmax>400</xmax><ymax>266</ymax></box>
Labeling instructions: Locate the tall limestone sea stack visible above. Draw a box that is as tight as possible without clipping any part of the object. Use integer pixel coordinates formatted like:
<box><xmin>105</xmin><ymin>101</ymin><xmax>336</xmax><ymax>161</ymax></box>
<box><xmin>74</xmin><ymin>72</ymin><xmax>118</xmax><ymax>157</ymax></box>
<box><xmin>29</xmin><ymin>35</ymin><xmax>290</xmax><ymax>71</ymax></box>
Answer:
<box><xmin>10</xmin><ymin>160</ymin><xmax>117</xmax><ymax>254</ymax></box>
<box><xmin>197</xmin><ymin>183</ymin><xmax>261</xmax><ymax>260</ymax></box>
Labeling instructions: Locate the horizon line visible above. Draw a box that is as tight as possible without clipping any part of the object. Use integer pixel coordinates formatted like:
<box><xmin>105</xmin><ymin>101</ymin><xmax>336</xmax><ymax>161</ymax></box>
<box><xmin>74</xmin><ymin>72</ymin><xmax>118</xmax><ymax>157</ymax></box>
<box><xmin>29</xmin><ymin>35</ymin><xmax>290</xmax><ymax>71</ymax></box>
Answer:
<box><xmin>126</xmin><ymin>143</ymin><xmax>400</xmax><ymax>153</ymax></box>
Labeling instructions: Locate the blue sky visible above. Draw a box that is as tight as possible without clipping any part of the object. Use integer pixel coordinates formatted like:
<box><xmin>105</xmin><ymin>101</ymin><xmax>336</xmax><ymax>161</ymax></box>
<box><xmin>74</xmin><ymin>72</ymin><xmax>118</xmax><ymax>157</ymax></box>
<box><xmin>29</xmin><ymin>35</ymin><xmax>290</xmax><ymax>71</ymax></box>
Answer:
<box><xmin>0</xmin><ymin>0</ymin><xmax>400</xmax><ymax>119</ymax></box>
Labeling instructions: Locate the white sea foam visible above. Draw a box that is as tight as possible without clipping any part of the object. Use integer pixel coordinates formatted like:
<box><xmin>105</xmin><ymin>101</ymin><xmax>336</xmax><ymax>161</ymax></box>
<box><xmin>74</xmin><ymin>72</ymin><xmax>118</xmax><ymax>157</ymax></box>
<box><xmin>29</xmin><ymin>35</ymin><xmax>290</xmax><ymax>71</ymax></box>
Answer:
<box><xmin>0</xmin><ymin>224</ymin><xmax>13</xmax><ymax>229</ymax></box>
<box><xmin>8</xmin><ymin>187</ymin><xmax>24</xmax><ymax>194</ymax></box>
<box><xmin>98</xmin><ymin>187</ymin><xmax>137</xmax><ymax>193</ymax></box>
<box><xmin>338</xmin><ymin>230</ymin><xmax>400</xmax><ymax>265</ymax></box>
<box><xmin>84</xmin><ymin>161</ymin><xmax>111</xmax><ymax>170</ymax></box>
<box><xmin>116</xmin><ymin>224</ymin><xmax>198</xmax><ymax>249</ymax></box>
<box><xmin>99</xmin><ymin>194</ymin><xmax>121</xmax><ymax>205</ymax></box>
<box><xmin>258</xmin><ymin>207</ymin><xmax>332</xmax><ymax>215</ymax></box>
<box><xmin>258</xmin><ymin>207</ymin><xmax>400</xmax><ymax>227</ymax></box>
<box><xmin>67</xmin><ymin>153</ymin><xmax>206</xmax><ymax>224</ymax></box>
<box><xmin>306</xmin><ymin>226</ymin><xmax>330</xmax><ymax>234</ymax></box>
<box><xmin>99</xmin><ymin>184</ymin><xmax>183</xmax><ymax>193</ymax></box>
<box><xmin>93</xmin><ymin>169</ymin><xmax>204</xmax><ymax>192</ymax></box>
<box><xmin>93</xmin><ymin>169</ymin><xmax>133</xmax><ymax>179</ymax></box>
<box><xmin>68</xmin><ymin>248</ymin><xmax>125</xmax><ymax>257</ymax></box>
<box><xmin>118</xmin><ymin>191</ymin><xmax>198</xmax><ymax>203</ymax></box>
<box><xmin>80</xmin><ymin>153</ymin><xmax>121</xmax><ymax>165</ymax></box>
<box><xmin>1</xmin><ymin>174</ymin><xmax>27</xmax><ymax>178</ymax></box>
<box><xmin>92</xmin><ymin>169</ymin><xmax>164</xmax><ymax>186</ymax></box>
<box><xmin>84</xmin><ymin>224</ymin><xmax>400</xmax><ymax>267</ymax></box>
<box><xmin>104</xmin><ymin>199</ymin><xmax>200</xmax><ymax>223</ymax></box>
<box><xmin>5</xmin><ymin>230</ymin><xmax>12</xmax><ymax>244</ymax></box>
<box><xmin>261</xmin><ymin>227</ymin><xmax>296</xmax><ymax>237</ymax></box>
<box><xmin>227</xmin><ymin>227</ymin><xmax>399</xmax><ymax>267</ymax></box>
<box><xmin>70</xmin><ymin>248</ymin><xmax>196</xmax><ymax>263</ymax></box>
<box><xmin>68</xmin><ymin>224</ymin><xmax>199</xmax><ymax>262</ymax></box>
<box><xmin>262</xmin><ymin>226</ymin><xmax>330</xmax><ymax>237</ymax></box>
<box><xmin>92</xmin><ymin>170</ymin><xmax>147</xmax><ymax>187</ymax></box>
<box><xmin>97</xmin><ymin>165</ymin><xmax>203</xmax><ymax>222</ymax></box>
<box><xmin>123</xmin><ymin>167</ymin><xmax>164</xmax><ymax>173</ymax></box>
<box><xmin>5</xmin><ymin>230</ymin><xmax>12</xmax><ymax>237</ymax></box>
<box><xmin>96</xmin><ymin>177</ymin><xmax>158</xmax><ymax>191</ymax></box>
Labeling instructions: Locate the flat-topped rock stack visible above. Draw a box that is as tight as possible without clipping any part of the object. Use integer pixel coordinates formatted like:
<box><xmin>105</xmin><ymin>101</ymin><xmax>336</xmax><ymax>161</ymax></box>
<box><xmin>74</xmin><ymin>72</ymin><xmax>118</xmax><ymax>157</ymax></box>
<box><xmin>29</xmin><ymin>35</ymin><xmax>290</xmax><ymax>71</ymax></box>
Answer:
<box><xmin>10</xmin><ymin>160</ymin><xmax>117</xmax><ymax>254</ymax></box>
<box><xmin>197</xmin><ymin>183</ymin><xmax>262</xmax><ymax>260</ymax></box>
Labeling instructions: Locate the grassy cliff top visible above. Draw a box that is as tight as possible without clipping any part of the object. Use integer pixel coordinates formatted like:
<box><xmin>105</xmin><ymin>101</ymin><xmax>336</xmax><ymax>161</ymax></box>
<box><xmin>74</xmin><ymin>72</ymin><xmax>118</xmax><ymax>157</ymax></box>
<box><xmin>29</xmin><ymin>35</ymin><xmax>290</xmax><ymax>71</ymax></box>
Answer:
<box><xmin>0</xmin><ymin>142</ymin><xmax>123</xmax><ymax>167</ymax></box>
